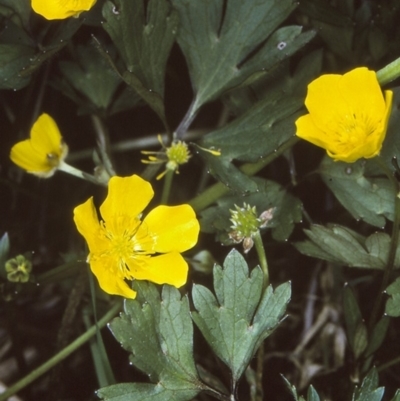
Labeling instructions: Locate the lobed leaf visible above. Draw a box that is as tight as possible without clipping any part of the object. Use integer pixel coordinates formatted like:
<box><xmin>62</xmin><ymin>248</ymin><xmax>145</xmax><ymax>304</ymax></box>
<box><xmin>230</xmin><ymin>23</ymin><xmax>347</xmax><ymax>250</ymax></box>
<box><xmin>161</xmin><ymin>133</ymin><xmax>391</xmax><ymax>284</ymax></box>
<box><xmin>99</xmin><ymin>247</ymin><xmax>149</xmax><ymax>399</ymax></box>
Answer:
<box><xmin>319</xmin><ymin>157</ymin><xmax>395</xmax><ymax>228</ymax></box>
<box><xmin>102</xmin><ymin>0</ymin><xmax>178</xmax><ymax>125</ymax></box>
<box><xmin>192</xmin><ymin>249</ymin><xmax>291</xmax><ymax>384</ymax></box>
<box><xmin>98</xmin><ymin>281</ymin><xmax>202</xmax><ymax>400</ymax></box>
<box><xmin>295</xmin><ymin>224</ymin><xmax>400</xmax><ymax>269</ymax></box>
<box><xmin>171</xmin><ymin>0</ymin><xmax>315</xmax><ymax>116</ymax></box>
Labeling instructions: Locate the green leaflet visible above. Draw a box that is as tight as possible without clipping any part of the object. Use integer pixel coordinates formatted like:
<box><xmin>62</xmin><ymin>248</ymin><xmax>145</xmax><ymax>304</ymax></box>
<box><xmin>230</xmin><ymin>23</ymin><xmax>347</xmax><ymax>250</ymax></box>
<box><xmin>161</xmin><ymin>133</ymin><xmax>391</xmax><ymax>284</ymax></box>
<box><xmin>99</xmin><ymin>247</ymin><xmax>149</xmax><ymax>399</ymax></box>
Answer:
<box><xmin>102</xmin><ymin>0</ymin><xmax>178</xmax><ymax>127</ymax></box>
<box><xmin>98</xmin><ymin>282</ymin><xmax>202</xmax><ymax>401</ymax></box>
<box><xmin>59</xmin><ymin>45</ymin><xmax>123</xmax><ymax>113</ymax></box>
<box><xmin>171</xmin><ymin>0</ymin><xmax>315</xmax><ymax>122</ymax></box>
<box><xmin>319</xmin><ymin>157</ymin><xmax>395</xmax><ymax>228</ymax></box>
<box><xmin>195</xmin><ymin>51</ymin><xmax>322</xmax><ymax>194</ymax></box>
<box><xmin>191</xmin><ymin>249</ymin><xmax>291</xmax><ymax>385</ymax></box>
<box><xmin>295</xmin><ymin>224</ymin><xmax>400</xmax><ymax>269</ymax></box>
<box><xmin>352</xmin><ymin>368</ymin><xmax>385</xmax><ymax>401</ymax></box>
<box><xmin>385</xmin><ymin>277</ymin><xmax>400</xmax><ymax>317</ymax></box>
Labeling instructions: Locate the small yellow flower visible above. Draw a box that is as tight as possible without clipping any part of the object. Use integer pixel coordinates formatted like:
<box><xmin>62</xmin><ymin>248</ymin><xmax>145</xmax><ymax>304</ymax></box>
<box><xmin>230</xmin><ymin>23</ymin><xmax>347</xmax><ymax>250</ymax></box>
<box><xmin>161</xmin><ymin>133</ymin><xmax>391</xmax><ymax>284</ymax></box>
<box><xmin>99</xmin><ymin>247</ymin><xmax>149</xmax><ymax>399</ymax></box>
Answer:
<box><xmin>5</xmin><ymin>255</ymin><xmax>32</xmax><ymax>283</ymax></box>
<box><xmin>31</xmin><ymin>0</ymin><xmax>97</xmax><ymax>20</ymax></box>
<box><xmin>141</xmin><ymin>135</ymin><xmax>191</xmax><ymax>180</ymax></box>
<box><xmin>295</xmin><ymin>67</ymin><xmax>393</xmax><ymax>163</ymax></box>
<box><xmin>73</xmin><ymin>174</ymin><xmax>200</xmax><ymax>299</ymax></box>
<box><xmin>10</xmin><ymin>113</ymin><xmax>68</xmax><ymax>178</ymax></box>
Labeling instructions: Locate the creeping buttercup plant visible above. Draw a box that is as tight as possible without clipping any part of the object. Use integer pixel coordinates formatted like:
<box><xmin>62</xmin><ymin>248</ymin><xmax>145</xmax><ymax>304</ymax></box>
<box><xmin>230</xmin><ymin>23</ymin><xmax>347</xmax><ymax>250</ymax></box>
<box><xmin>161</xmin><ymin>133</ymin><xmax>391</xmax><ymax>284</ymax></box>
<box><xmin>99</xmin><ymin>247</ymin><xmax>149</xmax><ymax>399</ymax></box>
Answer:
<box><xmin>3</xmin><ymin>0</ymin><xmax>400</xmax><ymax>400</ymax></box>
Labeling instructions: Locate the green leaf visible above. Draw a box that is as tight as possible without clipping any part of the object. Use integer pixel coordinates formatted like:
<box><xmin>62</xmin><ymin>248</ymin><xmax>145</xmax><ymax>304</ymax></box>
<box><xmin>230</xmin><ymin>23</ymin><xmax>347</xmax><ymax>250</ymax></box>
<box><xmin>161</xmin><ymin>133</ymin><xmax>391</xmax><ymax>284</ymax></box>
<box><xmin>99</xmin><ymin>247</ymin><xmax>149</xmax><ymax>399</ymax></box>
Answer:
<box><xmin>364</xmin><ymin>316</ymin><xmax>389</xmax><ymax>357</ymax></box>
<box><xmin>0</xmin><ymin>0</ymin><xmax>30</xmax><ymax>29</ymax></box>
<box><xmin>199</xmin><ymin>87</ymin><xmax>302</xmax><ymax>164</ymax></box>
<box><xmin>200</xmin><ymin>177</ymin><xmax>302</xmax><ymax>241</ymax></box>
<box><xmin>98</xmin><ymin>281</ymin><xmax>201</xmax><ymax>401</ymax></box>
<box><xmin>97</xmin><ymin>382</ymin><xmax>198</xmax><ymax>401</ymax></box>
<box><xmin>0</xmin><ymin>44</ymin><xmax>34</xmax><ymax>89</ymax></box>
<box><xmin>352</xmin><ymin>368</ymin><xmax>385</xmax><ymax>401</ymax></box>
<box><xmin>380</xmin><ymin>88</ymin><xmax>400</xmax><ymax>168</ymax></box>
<box><xmin>343</xmin><ymin>286</ymin><xmax>368</xmax><ymax>359</ymax></box>
<box><xmin>353</xmin><ymin>321</ymin><xmax>368</xmax><ymax>359</ymax></box>
<box><xmin>385</xmin><ymin>277</ymin><xmax>400</xmax><ymax>317</ymax></box>
<box><xmin>298</xmin><ymin>0</ymin><xmax>352</xmax><ymax>26</ymax></box>
<box><xmin>282</xmin><ymin>377</ymin><xmax>320</xmax><ymax>401</ymax></box>
<box><xmin>196</xmin><ymin>52</ymin><xmax>324</xmax><ymax>193</ymax></box>
<box><xmin>282</xmin><ymin>375</ymin><xmax>300</xmax><ymax>400</ymax></box>
<box><xmin>0</xmin><ymin>233</ymin><xmax>10</xmax><ymax>280</ymax></box>
<box><xmin>223</xmin><ymin>49</ymin><xmax>323</xmax><ymax>116</ymax></box>
<box><xmin>59</xmin><ymin>45</ymin><xmax>122</xmax><ymax>112</ymax></box>
<box><xmin>171</xmin><ymin>0</ymin><xmax>315</xmax><ymax>116</ymax></box>
<box><xmin>307</xmin><ymin>386</ymin><xmax>320</xmax><ymax>401</ymax></box>
<box><xmin>102</xmin><ymin>0</ymin><xmax>178</xmax><ymax>126</ymax></box>
<box><xmin>319</xmin><ymin>157</ymin><xmax>395</xmax><ymax>228</ymax></box>
<box><xmin>192</xmin><ymin>249</ymin><xmax>291</xmax><ymax>384</ymax></box>
<box><xmin>390</xmin><ymin>390</ymin><xmax>400</xmax><ymax>401</ymax></box>
<box><xmin>295</xmin><ymin>224</ymin><xmax>400</xmax><ymax>269</ymax></box>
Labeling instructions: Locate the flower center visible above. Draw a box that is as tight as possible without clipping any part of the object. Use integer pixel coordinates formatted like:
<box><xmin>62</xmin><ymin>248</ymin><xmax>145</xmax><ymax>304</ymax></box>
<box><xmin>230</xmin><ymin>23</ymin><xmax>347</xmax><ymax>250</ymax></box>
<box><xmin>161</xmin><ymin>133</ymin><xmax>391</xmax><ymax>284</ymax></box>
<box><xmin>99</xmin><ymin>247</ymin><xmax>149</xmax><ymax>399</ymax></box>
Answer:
<box><xmin>96</xmin><ymin>216</ymin><xmax>155</xmax><ymax>280</ymax></box>
<box><xmin>333</xmin><ymin>113</ymin><xmax>376</xmax><ymax>152</ymax></box>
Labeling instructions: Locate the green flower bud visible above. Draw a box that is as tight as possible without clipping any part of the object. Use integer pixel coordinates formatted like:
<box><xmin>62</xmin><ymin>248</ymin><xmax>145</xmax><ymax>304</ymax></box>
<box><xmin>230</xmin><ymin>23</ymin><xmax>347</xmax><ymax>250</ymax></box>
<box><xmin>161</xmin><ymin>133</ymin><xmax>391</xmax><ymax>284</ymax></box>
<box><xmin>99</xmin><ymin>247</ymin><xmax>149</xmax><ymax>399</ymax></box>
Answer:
<box><xmin>5</xmin><ymin>255</ymin><xmax>32</xmax><ymax>283</ymax></box>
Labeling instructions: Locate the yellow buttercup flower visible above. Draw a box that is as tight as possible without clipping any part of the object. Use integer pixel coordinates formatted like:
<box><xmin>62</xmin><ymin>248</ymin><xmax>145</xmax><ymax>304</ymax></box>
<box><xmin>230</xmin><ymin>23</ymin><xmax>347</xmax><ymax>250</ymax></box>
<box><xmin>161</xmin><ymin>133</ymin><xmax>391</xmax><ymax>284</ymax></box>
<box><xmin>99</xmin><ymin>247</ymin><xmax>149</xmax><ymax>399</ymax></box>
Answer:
<box><xmin>31</xmin><ymin>0</ymin><xmax>97</xmax><ymax>20</ymax></box>
<box><xmin>295</xmin><ymin>67</ymin><xmax>393</xmax><ymax>163</ymax></box>
<box><xmin>73</xmin><ymin>174</ymin><xmax>200</xmax><ymax>299</ymax></box>
<box><xmin>10</xmin><ymin>113</ymin><xmax>68</xmax><ymax>178</ymax></box>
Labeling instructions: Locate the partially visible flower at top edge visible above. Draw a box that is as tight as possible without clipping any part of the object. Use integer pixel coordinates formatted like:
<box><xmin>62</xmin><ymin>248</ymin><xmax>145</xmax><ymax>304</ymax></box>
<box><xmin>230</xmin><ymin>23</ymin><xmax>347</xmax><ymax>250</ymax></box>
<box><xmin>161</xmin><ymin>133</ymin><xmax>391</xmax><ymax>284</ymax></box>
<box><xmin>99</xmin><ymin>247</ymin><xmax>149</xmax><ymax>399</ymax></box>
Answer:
<box><xmin>10</xmin><ymin>113</ymin><xmax>68</xmax><ymax>178</ymax></box>
<box><xmin>141</xmin><ymin>135</ymin><xmax>192</xmax><ymax>180</ymax></box>
<box><xmin>31</xmin><ymin>0</ymin><xmax>97</xmax><ymax>20</ymax></box>
<box><xmin>73</xmin><ymin>174</ymin><xmax>200</xmax><ymax>299</ymax></box>
<box><xmin>5</xmin><ymin>255</ymin><xmax>32</xmax><ymax>283</ymax></box>
<box><xmin>295</xmin><ymin>67</ymin><xmax>393</xmax><ymax>163</ymax></box>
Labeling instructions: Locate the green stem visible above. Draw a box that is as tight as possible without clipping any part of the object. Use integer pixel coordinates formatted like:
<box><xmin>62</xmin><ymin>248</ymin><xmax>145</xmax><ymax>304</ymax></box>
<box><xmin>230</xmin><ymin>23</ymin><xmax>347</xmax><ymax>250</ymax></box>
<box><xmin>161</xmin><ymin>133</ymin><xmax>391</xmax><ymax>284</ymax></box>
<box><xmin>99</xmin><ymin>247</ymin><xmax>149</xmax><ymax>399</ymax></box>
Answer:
<box><xmin>58</xmin><ymin>162</ymin><xmax>103</xmax><ymax>185</ymax></box>
<box><xmin>253</xmin><ymin>230</ymin><xmax>269</xmax><ymax>401</ymax></box>
<box><xmin>253</xmin><ymin>231</ymin><xmax>269</xmax><ymax>289</ymax></box>
<box><xmin>369</xmin><ymin>156</ymin><xmax>400</xmax><ymax>330</ymax></box>
<box><xmin>376</xmin><ymin>56</ymin><xmax>400</xmax><ymax>86</ymax></box>
<box><xmin>189</xmin><ymin>136</ymin><xmax>299</xmax><ymax>212</ymax></box>
<box><xmin>161</xmin><ymin>170</ymin><xmax>174</xmax><ymax>204</ymax></box>
<box><xmin>0</xmin><ymin>301</ymin><xmax>122</xmax><ymax>401</ymax></box>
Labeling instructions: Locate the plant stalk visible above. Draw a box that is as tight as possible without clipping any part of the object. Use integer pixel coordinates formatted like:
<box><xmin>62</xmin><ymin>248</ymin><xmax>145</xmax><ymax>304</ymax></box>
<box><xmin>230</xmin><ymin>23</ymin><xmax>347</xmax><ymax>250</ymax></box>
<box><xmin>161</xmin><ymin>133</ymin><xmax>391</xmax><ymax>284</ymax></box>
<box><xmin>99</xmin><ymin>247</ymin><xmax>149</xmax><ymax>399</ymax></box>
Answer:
<box><xmin>0</xmin><ymin>301</ymin><xmax>121</xmax><ymax>401</ymax></box>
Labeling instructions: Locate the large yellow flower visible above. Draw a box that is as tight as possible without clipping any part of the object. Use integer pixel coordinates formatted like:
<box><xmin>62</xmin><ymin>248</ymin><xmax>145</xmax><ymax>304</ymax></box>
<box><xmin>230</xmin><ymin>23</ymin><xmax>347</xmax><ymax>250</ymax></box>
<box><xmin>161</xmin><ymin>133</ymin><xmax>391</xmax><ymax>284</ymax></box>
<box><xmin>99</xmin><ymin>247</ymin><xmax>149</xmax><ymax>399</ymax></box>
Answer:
<box><xmin>295</xmin><ymin>67</ymin><xmax>393</xmax><ymax>163</ymax></box>
<box><xmin>73</xmin><ymin>174</ymin><xmax>200</xmax><ymax>299</ymax></box>
<box><xmin>31</xmin><ymin>0</ymin><xmax>97</xmax><ymax>20</ymax></box>
<box><xmin>10</xmin><ymin>113</ymin><xmax>68</xmax><ymax>178</ymax></box>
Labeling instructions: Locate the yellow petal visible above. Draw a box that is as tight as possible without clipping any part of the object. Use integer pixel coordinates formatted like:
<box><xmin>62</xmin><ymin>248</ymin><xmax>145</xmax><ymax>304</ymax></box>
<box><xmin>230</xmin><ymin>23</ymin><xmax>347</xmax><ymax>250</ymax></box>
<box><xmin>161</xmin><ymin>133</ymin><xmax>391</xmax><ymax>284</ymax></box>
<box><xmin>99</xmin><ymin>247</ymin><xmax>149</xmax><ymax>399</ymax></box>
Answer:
<box><xmin>339</xmin><ymin>68</ymin><xmax>385</xmax><ymax>122</ymax></box>
<box><xmin>10</xmin><ymin>113</ymin><xmax>66</xmax><ymax>176</ymax></box>
<box><xmin>100</xmin><ymin>175</ymin><xmax>154</xmax><ymax>222</ymax></box>
<box><xmin>140</xmin><ymin>205</ymin><xmax>200</xmax><ymax>253</ymax></box>
<box><xmin>296</xmin><ymin>67</ymin><xmax>393</xmax><ymax>163</ymax></box>
<box><xmin>90</xmin><ymin>258</ymin><xmax>137</xmax><ymax>299</ymax></box>
<box><xmin>73</xmin><ymin>197</ymin><xmax>102</xmax><ymax>252</ymax></box>
<box><xmin>295</xmin><ymin>114</ymin><xmax>328</xmax><ymax>149</ymax></box>
<box><xmin>10</xmin><ymin>139</ymin><xmax>55</xmax><ymax>175</ymax></box>
<box><xmin>30</xmin><ymin>113</ymin><xmax>64</xmax><ymax>156</ymax></box>
<box><xmin>303</xmin><ymin>68</ymin><xmax>385</xmax><ymax>132</ymax></box>
<box><xmin>128</xmin><ymin>252</ymin><xmax>188</xmax><ymax>288</ymax></box>
<box><xmin>31</xmin><ymin>0</ymin><xmax>97</xmax><ymax>20</ymax></box>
